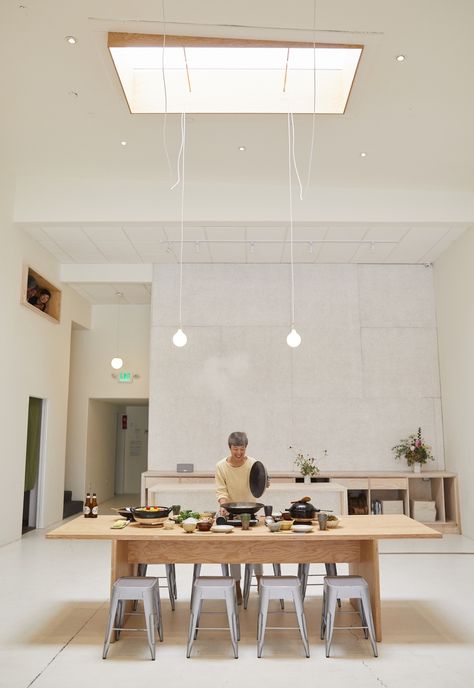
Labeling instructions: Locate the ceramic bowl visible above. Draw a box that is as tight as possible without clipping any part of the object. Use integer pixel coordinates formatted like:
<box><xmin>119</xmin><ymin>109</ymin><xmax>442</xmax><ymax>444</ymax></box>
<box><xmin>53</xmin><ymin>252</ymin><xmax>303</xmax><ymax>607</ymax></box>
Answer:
<box><xmin>266</xmin><ymin>521</ymin><xmax>281</xmax><ymax>532</ymax></box>
<box><xmin>196</xmin><ymin>520</ymin><xmax>212</xmax><ymax>532</ymax></box>
<box><xmin>291</xmin><ymin>524</ymin><xmax>313</xmax><ymax>533</ymax></box>
<box><xmin>326</xmin><ymin>516</ymin><xmax>340</xmax><ymax>529</ymax></box>
<box><xmin>279</xmin><ymin>519</ymin><xmax>294</xmax><ymax>530</ymax></box>
<box><xmin>182</xmin><ymin>521</ymin><xmax>197</xmax><ymax>533</ymax></box>
<box><xmin>210</xmin><ymin>524</ymin><xmax>234</xmax><ymax>534</ymax></box>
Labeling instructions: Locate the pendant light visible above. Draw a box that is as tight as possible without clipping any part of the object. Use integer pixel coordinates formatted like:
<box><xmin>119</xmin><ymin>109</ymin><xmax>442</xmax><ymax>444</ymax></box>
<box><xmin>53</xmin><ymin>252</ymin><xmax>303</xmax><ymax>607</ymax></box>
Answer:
<box><xmin>286</xmin><ymin>113</ymin><xmax>302</xmax><ymax>348</ymax></box>
<box><xmin>111</xmin><ymin>291</ymin><xmax>124</xmax><ymax>369</ymax></box>
<box><xmin>172</xmin><ymin>112</ymin><xmax>187</xmax><ymax>347</ymax></box>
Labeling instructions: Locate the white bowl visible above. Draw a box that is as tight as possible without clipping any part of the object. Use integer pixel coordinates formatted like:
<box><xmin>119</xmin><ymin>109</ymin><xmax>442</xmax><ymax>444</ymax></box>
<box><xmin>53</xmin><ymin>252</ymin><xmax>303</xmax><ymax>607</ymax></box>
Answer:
<box><xmin>210</xmin><ymin>525</ymin><xmax>234</xmax><ymax>534</ymax></box>
<box><xmin>326</xmin><ymin>516</ymin><xmax>340</xmax><ymax>529</ymax></box>
<box><xmin>291</xmin><ymin>524</ymin><xmax>313</xmax><ymax>533</ymax></box>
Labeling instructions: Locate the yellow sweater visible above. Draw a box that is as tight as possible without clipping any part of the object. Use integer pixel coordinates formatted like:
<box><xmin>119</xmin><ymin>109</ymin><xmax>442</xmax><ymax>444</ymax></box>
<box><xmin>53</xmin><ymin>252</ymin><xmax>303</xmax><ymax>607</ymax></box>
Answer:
<box><xmin>215</xmin><ymin>456</ymin><xmax>256</xmax><ymax>503</ymax></box>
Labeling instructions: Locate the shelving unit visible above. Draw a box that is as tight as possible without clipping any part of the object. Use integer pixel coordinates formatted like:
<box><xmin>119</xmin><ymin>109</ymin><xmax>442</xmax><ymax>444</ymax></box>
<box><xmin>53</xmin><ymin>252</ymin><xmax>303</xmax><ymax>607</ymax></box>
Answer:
<box><xmin>141</xmin><ymin>469</ymin><xmax>460</xmax><ymax>533</ymax></box>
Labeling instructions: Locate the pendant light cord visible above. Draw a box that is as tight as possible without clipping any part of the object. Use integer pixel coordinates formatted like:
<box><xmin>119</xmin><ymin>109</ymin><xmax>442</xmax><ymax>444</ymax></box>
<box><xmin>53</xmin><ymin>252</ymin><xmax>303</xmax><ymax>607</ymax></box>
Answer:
<box><xmin>178</xmin><ymin>112</ymin><xmax>186</xmax><ymax>328</ymax></box>
<box><xmin>161</xmin><ymin>0</ymin><xmax>174</xmax><ymax>183</ymax></box>
<box><xmin>288</xmin><ymin>112</ymin><xmax>295</xmax><ymax>328</ymax></box>
<box><xmin>305</xmin><ymin>0</ymin><xmax>317</xmax><ymax>192</ymax></box>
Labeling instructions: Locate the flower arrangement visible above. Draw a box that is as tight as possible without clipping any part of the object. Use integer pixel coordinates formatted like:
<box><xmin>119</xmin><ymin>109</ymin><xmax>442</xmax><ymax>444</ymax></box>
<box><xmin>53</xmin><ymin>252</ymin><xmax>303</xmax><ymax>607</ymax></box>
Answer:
<box><xmin>392</xmin><ymin>427</ymin><xmax>434</xmax><ymax>466</ymax></box>
<box><xmin>291</xmin><ymin>447</ymin><xmax>320</xmax><ymax>477</ymax></box>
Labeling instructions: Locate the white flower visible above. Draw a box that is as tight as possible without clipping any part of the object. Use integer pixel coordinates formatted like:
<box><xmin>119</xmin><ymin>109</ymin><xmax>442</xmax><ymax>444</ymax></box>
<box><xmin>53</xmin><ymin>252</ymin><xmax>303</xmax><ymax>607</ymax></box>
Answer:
<box><xmin>410</xmin><ymin>445</ymin><xmax>415</xmax><ymax>451</ymax></box>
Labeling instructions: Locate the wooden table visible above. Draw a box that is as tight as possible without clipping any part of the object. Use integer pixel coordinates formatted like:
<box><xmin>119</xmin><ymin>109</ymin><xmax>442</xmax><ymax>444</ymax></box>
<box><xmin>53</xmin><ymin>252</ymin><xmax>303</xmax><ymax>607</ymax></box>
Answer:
<box><xmin>47</xmin><ymin>514</ymin><xmax>441</xmax><ymax>641</ymax></box>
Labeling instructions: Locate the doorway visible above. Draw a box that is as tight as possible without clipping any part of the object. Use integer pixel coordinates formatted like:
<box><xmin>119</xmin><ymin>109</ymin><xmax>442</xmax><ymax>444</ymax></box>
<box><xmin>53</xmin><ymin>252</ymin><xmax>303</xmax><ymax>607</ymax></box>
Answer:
<box><xmin>22</xmin><ymin>396</ymin><xmax>44</xmax><ymax>534</ymax></box>
<box><xmin>115</xmin><ymin>404</ymin><xmax>149</xmax><ymax>495</ymax></box>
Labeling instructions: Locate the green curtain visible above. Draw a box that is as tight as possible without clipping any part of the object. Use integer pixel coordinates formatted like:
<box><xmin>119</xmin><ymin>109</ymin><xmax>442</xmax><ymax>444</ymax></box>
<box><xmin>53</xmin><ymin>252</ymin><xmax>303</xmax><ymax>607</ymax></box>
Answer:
<box><xmin>24</xmin><ymin>397</ymin><xmax>42</xmax><ymax>492</ymax></box>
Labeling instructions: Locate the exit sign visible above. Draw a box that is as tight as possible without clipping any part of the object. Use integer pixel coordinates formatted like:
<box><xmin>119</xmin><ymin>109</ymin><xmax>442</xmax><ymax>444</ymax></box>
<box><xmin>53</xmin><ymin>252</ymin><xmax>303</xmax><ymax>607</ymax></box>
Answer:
<box><xmin>118</xmin><ymin>371</ymin><xmax>133</xmax><ymax>383</ymax></box>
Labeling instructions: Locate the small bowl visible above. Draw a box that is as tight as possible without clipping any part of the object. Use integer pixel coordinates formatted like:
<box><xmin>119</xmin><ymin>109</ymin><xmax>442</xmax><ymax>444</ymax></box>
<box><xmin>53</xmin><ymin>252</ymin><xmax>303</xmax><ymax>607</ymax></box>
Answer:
<box><xmin>210</xmin><ymin>525</ymin><xmax>234</xmax><ymax>534</ymax></box>
<box><xmin>197</xmin><ymin>520</ymin><xmax>212</xmax><ymax>532</ymax></box>
<box><xmin>326</xmin><ymin>516</ymin><xmax>340</xmax><ymax>529</ymax></box>
<box><xmin>182</xmin><ymin>521</ymin><xmax>197</xmax><ymax>533</ymax></box>
<box><xmin>279</xmin><ymin>520</ymin><xmax>293</xmax><ymax>531</ymax></box>
<box><xmin>266</xmin><ymin>521</ymin><xmax>281</xmax><ymax>532</ymax></box>
<box><xmin>291</xmin><ymin>524</ymin><xmax>313</xmax><ymax>533</ymax></box>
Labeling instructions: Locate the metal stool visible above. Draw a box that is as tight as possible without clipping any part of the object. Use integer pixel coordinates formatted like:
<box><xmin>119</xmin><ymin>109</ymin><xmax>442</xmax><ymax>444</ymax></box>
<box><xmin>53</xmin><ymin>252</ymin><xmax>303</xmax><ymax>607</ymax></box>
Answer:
<box><xmin>187</xmin><ymin>576</ymin><xmax>239</xmax><ymax>658</ymax></box>
<box><xmin>135</xmin><ymin>563</ymin><xmax>176</xmax><ymax>610</ymax></box>
<box><xmin>257</xmin><ymin>576</ymin><xmax>310</xmax><ymax>658</ymax></box>
<box><xmin>243</xmin><ymin>563</ymin><xmax>284</xmax><ymax>609</ymax></box>
<box><xmin>298</xmin><ymin>563</ymin><xmax>341</xmax><ymax>606</ymax></box>
<box><xmin>103</xmin><ymin>577</ymin><xmax>163</xmax><ymax>660</ymax></box>
<box><xmin>321</xmin><ymin>575</ymin><xmax>378</xmax><ymax>657</ymax></box>
<box><xmin>190</xmin><ymin>563</ymin><xmax>229</xmax><ymax>607</ymax></box>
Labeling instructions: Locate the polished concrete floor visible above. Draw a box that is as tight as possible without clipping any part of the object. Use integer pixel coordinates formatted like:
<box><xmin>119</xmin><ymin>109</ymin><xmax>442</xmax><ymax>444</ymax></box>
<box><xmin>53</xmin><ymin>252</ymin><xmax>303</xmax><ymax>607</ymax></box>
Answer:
<box><xmin>1</xmin><ymin>496</ymin><xmax>473</xmax><ymax>688</ymax></box>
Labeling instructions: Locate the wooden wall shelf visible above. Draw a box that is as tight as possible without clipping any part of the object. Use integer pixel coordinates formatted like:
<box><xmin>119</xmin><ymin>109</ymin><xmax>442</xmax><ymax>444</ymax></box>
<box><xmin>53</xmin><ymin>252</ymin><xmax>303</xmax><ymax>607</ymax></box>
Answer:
<box><xmin>21</xmin><ymin>266</ymin><xmax>61</xmax><ymax>323</ymax></box>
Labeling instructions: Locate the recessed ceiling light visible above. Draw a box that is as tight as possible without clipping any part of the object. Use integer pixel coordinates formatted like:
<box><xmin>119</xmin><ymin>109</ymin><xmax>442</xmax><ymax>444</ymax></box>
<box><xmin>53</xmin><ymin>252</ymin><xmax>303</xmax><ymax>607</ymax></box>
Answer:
<box><xmin>238</xmin><ymin>146</ymin><xmax>246</xmax><ymax>151</ymax></box>
<box><xmin>396</xmin><ymin>54</ymin><xmax>405</xmax><ymax>62</ymax></box>
<box><xmin>120</xmin><ymin>140</ymin><xmax>127</xmax><ymax>146</ymax></box>
<box><xmin>360</xmin><ymin>152</ymin><xmax>367</xmax><ymax>157</ymax></box>
<box><xmin>66</xmin><ymin>36</ymin><xmax>77</xmax><ymax>45</ymax></box>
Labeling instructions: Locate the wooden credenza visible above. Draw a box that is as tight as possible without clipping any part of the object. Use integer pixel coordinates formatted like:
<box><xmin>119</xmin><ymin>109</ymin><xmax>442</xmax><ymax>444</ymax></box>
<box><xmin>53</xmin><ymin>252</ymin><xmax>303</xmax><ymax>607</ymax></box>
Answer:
<box><xmin>141</xmin><ymin>470</ymin><xmax>460</xmax><ymax>533</ymax></box>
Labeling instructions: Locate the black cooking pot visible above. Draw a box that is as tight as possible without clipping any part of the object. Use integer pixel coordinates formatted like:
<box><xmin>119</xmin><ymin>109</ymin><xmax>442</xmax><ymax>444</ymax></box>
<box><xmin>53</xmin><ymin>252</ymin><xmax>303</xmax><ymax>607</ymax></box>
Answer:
<box><xmin>288</xmin><ymin>499</ymin><xmax>319</xmax><ymax>520</ymax></box>
<box><xmin>221</xmin><ymin>501</ymin><xmax>264</xmax><ymax>516</ymax></box>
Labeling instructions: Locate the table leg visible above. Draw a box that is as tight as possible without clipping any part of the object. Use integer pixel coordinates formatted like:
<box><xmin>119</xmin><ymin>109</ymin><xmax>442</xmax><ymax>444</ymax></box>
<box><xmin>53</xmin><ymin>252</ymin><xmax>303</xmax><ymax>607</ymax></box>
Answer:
<box><xmin>349</xmin><ymin>540</ymin><xmax>382</xmax><ymax>641</ymax></box>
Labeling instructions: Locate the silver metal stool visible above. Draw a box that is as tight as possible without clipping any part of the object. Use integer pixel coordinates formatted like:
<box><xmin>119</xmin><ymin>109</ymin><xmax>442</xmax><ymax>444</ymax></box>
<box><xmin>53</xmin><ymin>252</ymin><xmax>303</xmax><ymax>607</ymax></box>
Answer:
<box><xmin>187</xmin><ymin>576</ymin><xmax>240</xmax><ymax>658</ymax></box>
<box><xmin>135</xmin><ymin>563</ymin><xmax>176</xmax><ymax>610</ymax></box>
<box><xmin>190</xmin><ymin>563</ymin><xmax>229</xmax><ymax>607</ymax></box>
<box><xmin>257</xmin><ymin>576</ymin><xmax>310</xmax><ymax>658</ymax></box>
<box><xmin>243</xmin><ymin>563</ymin><xmax>284</xmax><ymax>609</ymax></box>
<box><xmin>298</xmin><ymin>563</ymin><xmax>341</xmax><ymax>605</ymax></box>
<box><xmin>321</xmin><ymin>575</ymin><xmax>378</xmax><ymax>657</ymax></box>
<box><xmin>103</xmin><ymin>576</ymin><xmax>163</xmax><ymax>660</ymax></box>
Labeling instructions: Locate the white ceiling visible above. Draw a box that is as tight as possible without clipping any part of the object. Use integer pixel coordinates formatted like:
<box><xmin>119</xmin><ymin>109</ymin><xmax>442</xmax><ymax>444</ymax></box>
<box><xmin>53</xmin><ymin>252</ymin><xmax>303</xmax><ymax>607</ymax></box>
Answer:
<box><xmin>8</xmin><ymin>0</ymin><xmax>474</xmax><ymax>304</ymax></box>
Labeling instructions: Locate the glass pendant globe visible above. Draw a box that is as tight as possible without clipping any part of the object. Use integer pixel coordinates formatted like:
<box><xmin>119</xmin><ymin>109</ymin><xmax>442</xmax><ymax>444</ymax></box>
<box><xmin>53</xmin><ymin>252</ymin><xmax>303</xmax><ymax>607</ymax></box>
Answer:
<box><xmin>286</xmin><ymin>328</ymin><xmax>302</xmax><ymax>348</ymax></box>
<box><xmin>172</xmin><ymin>328</ymin><xmax>187</xmax><ymax>347</ymax></box>
<box><xmin>111</xmin><ymin>357</ymin><xmax>124</xmax><ymax>370</ymax></box>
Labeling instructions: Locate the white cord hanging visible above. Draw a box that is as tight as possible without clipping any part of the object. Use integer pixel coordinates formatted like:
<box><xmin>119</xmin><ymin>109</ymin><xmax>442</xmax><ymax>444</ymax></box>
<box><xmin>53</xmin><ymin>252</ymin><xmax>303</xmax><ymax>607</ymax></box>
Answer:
<box><xmin>172</xmin><ymin>112</ymin><xmax>187</xmax><ymax>347</ymax></box>
<box><xmin>287</xmin><ymin>113</ymin><xmax>302</xmax><ymax>348</ymax></box>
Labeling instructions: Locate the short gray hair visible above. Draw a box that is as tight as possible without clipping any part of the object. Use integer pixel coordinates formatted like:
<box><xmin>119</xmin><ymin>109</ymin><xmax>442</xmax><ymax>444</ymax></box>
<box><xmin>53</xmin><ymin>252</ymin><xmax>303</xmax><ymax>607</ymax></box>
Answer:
<box><xmin>228</xmin><ymin>431</ymin><xmax>248</xmax><ymax>447</ymax></box>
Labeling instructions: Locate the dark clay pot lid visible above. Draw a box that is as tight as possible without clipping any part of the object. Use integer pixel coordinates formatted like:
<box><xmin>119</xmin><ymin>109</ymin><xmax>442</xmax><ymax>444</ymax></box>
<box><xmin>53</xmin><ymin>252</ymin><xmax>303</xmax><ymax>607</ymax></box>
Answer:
<box><xmin>249</xmin><ymin>460</ymin><xmax>267</xmax><ymax>498</ymax></box>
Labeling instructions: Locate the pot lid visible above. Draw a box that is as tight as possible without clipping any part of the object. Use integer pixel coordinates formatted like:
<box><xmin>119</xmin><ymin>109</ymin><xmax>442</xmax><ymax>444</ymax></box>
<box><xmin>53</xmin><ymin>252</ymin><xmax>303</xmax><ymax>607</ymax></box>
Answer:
<box><xmin>249</xmin><ymin>460</ymin><xmax>267</xmax><ymax>498</ymax></box>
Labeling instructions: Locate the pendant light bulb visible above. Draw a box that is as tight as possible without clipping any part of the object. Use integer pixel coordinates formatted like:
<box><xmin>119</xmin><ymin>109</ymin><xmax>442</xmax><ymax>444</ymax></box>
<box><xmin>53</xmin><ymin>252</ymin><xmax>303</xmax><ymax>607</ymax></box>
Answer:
<box><xmin>172</xmin><ymin>328</ymin><xmax>187</xmax><ymax>348</ymax></box>
<box><xmin>286</xmin><ymin>328</ymin><xmax>302</xmax><ymax>348</ymax></box>
<box><xmin>111</xmin><ymin>357</ymin><xmax>124</xmax><ymax>370</ymax></box>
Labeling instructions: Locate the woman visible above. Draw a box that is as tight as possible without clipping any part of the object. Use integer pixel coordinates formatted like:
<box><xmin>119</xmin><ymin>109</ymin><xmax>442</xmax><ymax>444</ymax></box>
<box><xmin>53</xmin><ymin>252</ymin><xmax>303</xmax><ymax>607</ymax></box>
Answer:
<box><xmin>215</xmin><ymin>431</ymin><xmax>263</xmax><ymax>603</ymax></box>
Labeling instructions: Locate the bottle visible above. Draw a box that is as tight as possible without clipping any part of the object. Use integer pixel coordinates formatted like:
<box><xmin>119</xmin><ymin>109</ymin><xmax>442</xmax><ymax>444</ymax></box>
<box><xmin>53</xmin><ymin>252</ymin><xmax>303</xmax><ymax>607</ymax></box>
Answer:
<box><xmin>84</xmin><ymin>493</ymin><xmax>91</xmax><ymax>518</ymax></box>
<box><xmin>90</xmin><ymin>493</ymin><xmax>98</xmax><ymax>518</ymax></box>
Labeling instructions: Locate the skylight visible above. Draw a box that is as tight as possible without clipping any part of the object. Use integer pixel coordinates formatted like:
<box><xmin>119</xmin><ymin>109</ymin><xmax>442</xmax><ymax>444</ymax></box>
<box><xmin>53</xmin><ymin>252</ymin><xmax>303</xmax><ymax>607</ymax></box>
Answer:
<box><xmin>108</xmin><ymin>33</ymin><xmax>363</xmax><ymax>114</ymax></box>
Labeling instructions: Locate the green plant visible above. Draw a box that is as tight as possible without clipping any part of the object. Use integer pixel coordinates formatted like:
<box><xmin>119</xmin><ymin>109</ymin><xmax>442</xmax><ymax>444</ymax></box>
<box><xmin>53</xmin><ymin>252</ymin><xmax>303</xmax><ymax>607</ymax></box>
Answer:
<box><xmin>392</xmin><ymin>427</ymin><xmax>434</xmax><ymax>466</ymax></box>
<box><xmin>291</xmin><ymin>447</ymin><xmax>319</xmax><ymax>477</ymax></box>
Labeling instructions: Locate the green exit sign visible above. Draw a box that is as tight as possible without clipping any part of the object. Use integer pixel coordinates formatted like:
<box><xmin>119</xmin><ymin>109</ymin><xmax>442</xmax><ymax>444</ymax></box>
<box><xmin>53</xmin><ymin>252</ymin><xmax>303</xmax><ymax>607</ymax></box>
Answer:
<box><xmin>118</xmin><ymin>371</ymin><xmax>133</xmax><ymax>383</ymax></box>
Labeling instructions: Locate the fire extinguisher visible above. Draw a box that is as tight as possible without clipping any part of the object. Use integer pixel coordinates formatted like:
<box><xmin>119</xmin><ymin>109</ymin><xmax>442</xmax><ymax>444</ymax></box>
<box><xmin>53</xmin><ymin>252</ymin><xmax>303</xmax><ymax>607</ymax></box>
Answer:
<box><xmin>121</xmin><ymin>414</ymin><xmax>127</xmax><ymax>430</ymax></box>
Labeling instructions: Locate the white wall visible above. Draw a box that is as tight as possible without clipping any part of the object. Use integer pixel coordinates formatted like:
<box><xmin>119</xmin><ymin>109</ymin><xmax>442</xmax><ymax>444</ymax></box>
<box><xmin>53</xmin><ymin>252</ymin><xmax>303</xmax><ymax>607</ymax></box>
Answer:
<box><xmin>66</xmin><ymin>305</ymin><xmax>150</xmax><ymax>501</ymax></box>
<box><xmin>434</xmin><ymin>227</ymin><xmax>474</xmax><ymax>537</ymax></box>
<box><xmin>0</xmin><ymin>201</ymin><xmax>90</xmax><ymax>546</ymax></box>
<box><xmin>149</xmin><ymin>263</ymin><xmax>444</xmax><ymax>473</ymax></box>
<box><xmin>85</xmin><ymin>400</ymin><xmax>119</xmax><ymax>504</ymax></box>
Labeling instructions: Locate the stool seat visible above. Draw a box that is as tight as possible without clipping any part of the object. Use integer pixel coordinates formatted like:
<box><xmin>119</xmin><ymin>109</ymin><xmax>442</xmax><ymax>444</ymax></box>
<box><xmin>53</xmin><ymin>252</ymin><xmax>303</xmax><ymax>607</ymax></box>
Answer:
<box><xmin>257</xmin><ymin>576</ymin><xmax>309</xmax><ymax>658</ymax></box>
<box><xmin>321</xmin><ymin>575</ymin><xmax>378</xmax><ymax>658</ymax></box>
<box><xmin>103</xmin><ymin>577</ymin><xmax>163</xmax><ymax>661</ymax></box>
<box><xmin>187</xmin><ymin>577</ymin><xmax>239</xmax><ymax>658</ymax></box>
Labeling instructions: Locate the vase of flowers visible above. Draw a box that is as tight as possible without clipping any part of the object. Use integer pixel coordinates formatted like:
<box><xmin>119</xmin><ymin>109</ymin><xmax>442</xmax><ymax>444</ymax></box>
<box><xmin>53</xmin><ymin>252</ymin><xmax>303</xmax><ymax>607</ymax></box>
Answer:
<box><xmin>292</xmin><ymin>448</ymin><xmax>319</xmax><ymax>482</ymax></box>
<box><xmin>392</xmin><ymin>427</ymin><xmax>434</xmax><ymax>471</ymax></box>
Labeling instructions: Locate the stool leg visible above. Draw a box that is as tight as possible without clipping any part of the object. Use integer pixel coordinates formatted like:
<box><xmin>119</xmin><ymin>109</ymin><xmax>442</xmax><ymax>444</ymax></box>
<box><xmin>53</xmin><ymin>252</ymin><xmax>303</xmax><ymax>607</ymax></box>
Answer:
<box><xmin>224</xmin><ymin>588</ymin><xmax>239</xmax><ymax>658</ymax></box>
<box><xmin>272</xmin><ymin>564</ymin><xmax>285</xmax><ymax>609</ymax></box>
<box><xmin>103</xmin><ymin>590</ymin><xmax>119</xmax><ymax>659</ymax></box>
<box><xmin>360</xmin><ymin>589</ymin><xmax>378</xmax><ymax>657</ymax></box>
<box><xmin>320</xmin><ymin>585</ymin><xmax>327</xmax><ymax>639</ymax></box>
<box><xmin>324</xmin><ymin>588</ymin><xmax>337</xmax><ymax>657</ymax></box>
<box><xmin>165</xmin><ymin>564</ymin><xmax>176</xmax><ymax>610</ymax></box>
<box><xmin>190</xmin><ymin>564</ymin><xmax>201</xmax><ymax>609</ymax></box>
<box><xmin>186</xmin><ymin>590</ymin><xmax>201</xmax><ymax>658</ymax></box>
<box><xmin>143</xmin><ymin>589</ymin><xmax>156</xmax><ymax>660</ymax></box>
<box><xmin>115</xmin><ymin>599</ymin><xmax>125</xmax><ymax>640</ymax></box>
<box><xmin>257</xmin><ymin>590</ymin><xmax>269</xmax><ymax>658</ymax></box>
<box><xmin>298</xmin><ymin>563</ymin><xmax>310</xmax><ymax>600</ymax></box>
<box><xmin>293</xmin><ymin>590</ymin><xmax>310</xmax><ymax>658</ymax></box>
<box><xmin>170</xmin><ymin>563</ymin><xmax>178</xmax><ymax>599</ymax></box>
<box><xmin>221</xmin><ymin>564</ymin><xmax>230</xmax><ymax>576</ymax></box>
<box><xmin>243</xmin><ymin>564</ymin><xmax>253</xmax><ymax>609</ymax></box>
<box><xmin>153</xmin><ymin>583</ymin><xmax>164</xmax><ymax>642</ymax></box>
